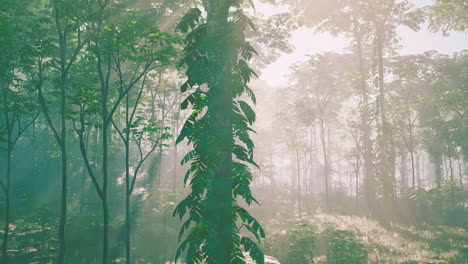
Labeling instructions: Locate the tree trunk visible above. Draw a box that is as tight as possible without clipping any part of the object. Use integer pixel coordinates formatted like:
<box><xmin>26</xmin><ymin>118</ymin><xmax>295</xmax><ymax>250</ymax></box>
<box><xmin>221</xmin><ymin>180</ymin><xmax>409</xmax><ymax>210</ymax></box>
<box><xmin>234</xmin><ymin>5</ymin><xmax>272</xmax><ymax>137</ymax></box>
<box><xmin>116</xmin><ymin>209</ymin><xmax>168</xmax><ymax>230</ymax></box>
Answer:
<box><xmin>31</xmin><ymin>123</ymin><xmax>38</xmax><ymax>199</ymax></box>
<box><xmin>348</xmin><ymin>160</ymin><xmax>353</xmax><ymax>196</ymax></box>
<box><xmin>312</xmin><ymin>125</ymin><xmax>317</xmax><ymax>203</ymax></box>
<box><xmin>204</xmin><ymin>1</ymin><xmax>235</xmax><ymax>262</ymax></box>
<box><xmin>435</xmin><ymin>157</ymin><xmax>443</xmax><ymax>188</ymax></box>
<box><xmin>354</xmin><ymin>20</ymin><xmax>375</xmax><ymax>213</ymax></box>
<box><xmin>296</xmin><ymin>147</ymin><xmax>302</xmax><ymax>217</ymax></box>
<box><xmin>400</xmin><ymin>152</ymin><xmax>407</xmax><ymax>192</ymax></box>
<box><xmin>356</xmin><ymin>156</ymin><xmax>360</xmax><ymax>207</ymax></box>
<box><xmin>101</xmin><ymin>123</ymin><xmax>109</xmax><ymax>264</ymax></box>
<box><xmin>58</xmin><ymin>140</ymin><xmax>67</xmax><ymax>264</ymax></box>
<box><xmin>319</xmin><ymin>118</ymin><xmax>329</xmax><ymax>208</ymax></box>
<box><xmin>124</xmin><ymin>93</ymin><xmax>132</xmax><ymax>264</ymax></box>
<box><xmin>1</xmin><ymin>145</ymin><xmax>11</xmax><ymax>264</ymax></box>
<box><xmin>458</xmin><ymin>157</ymin><xmax>463</xmax><ymax>184</ymax></box>
<box><xmin>57</xmin><ymin>25</ymin><xmax>69</xmax><ymax>264</ymax></box>
<box><xmin>408</xmin><ymin>116</ymin><xmax>416</xmax><ymax>189</ymax></box>
<box><xmin>157</xmin><ymin>96</ymin><xmax>166</xmax><ymax>187</ymax></box>
<box><xmin>304</xmin><ymin>153</ymin><xmax>309</xmax><ymax>209</ymax></box>
<box><xmin>163</xmin><ymin>208</ymin><xmax>167</xmax><ymax>264</ymax></box>
<box><xmin>173</xmin><ymin>138</ymin><xmax>178</xmax><ymax>191</ymax></box>
<box><xmin>125</xmin><ymin>137</ymin><xmax>131</xmax><ymax>264</ymax></box>
<box><xmin>447</xmin><ymin>144</ymin><xmax>454</xmax><ymax>181</ymax></box>
<box><xmin>416</xmin><ymin>152</ymin><xmax>421</xmax><ymax>188</ymax></box>
<box><xmin>376</xmin><ymin>29</ymin><xmax>395</xmax><ymax>215</ymax></box>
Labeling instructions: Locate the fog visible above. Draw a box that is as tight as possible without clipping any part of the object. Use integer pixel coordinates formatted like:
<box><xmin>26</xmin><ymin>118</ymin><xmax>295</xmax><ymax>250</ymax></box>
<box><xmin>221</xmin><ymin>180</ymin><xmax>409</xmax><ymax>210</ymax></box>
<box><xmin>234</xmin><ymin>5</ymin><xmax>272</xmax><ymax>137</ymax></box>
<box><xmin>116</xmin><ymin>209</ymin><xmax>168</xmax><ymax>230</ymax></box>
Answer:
<box><xmin>0</xmin><ymin>0</ymin><xmax>466</xmax><ymax>263</ymax></box>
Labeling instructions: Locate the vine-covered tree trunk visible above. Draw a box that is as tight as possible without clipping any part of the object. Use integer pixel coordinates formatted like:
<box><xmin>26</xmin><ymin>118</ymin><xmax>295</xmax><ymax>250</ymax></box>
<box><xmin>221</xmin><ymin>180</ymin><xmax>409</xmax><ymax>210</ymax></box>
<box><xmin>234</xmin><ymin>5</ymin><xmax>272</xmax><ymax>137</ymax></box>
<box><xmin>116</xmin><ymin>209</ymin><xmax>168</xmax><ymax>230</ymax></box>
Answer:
<box><xmin>174</xmin><ymin>1</ymin><xmax>265</xmax><ymax>263</ymax></box>
<box><xmin>205</xmin><ymin>2</ymin><xmax>235</xmax><ymax>261</ymax></box>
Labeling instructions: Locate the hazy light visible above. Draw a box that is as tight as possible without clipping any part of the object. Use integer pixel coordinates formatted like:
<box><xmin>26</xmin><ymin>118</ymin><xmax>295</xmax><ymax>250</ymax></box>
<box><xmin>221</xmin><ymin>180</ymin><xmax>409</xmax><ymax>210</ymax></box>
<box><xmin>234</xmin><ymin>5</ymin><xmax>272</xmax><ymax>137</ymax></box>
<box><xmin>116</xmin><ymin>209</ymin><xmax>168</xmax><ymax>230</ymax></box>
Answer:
<box><xmin>256</xmin><ymin>0</ymin><xmax>468</xmax><ymax>87</ymax></box>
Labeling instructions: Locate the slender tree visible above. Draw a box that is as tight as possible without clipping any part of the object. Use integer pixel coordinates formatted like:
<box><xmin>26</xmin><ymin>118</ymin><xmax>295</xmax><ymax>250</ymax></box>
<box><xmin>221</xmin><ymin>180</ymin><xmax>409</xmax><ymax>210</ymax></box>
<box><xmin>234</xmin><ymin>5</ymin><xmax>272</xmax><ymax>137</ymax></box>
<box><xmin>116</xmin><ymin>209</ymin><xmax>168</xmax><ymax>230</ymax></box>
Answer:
<box><xmin>0</xmin><ymin>95</ymin><xmax>37</xmax><ymax>264</ymax></box>
<box><xmin>35</xmin><ymin>1</ymin><xmax>87</xmax><ymax>262</ymax></box>
<box><xmin>294</xmin><ymin>0</ymin><xmax>379</xmax><ymax>212</ymax></box>
<box><xmin>111</xmin><ymin>74</ymin><xmax>173</xmax><ymax>264</ymax></box>
<box><xmin>365</xmin><ymin>0</ymin><xmax>423</xmax><ymax>215</ymax></box>
<box><xmin>0</xmin><ymin>1</ymin><xmax>39</xmax><ymax>261</ymax></box>
<box><xmin>289</xmin><ymin>53</ymin><xmax>351</xmax><ymax>208</ymax></box>
<box><xmin>72</xmin><ymin>3</ymin><xmax>177</xmax><ymax>262</ymax></box>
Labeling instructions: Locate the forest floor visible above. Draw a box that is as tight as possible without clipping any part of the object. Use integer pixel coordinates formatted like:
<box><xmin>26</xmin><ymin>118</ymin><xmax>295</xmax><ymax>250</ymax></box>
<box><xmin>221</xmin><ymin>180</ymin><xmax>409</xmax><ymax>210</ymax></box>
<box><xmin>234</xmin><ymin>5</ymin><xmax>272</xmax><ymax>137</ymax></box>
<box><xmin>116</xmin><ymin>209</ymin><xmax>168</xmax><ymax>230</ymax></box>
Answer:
<box><xmin>261</xmin><ymin>211</ymin><xmax>468</xmax><ymax>264</ymax></box>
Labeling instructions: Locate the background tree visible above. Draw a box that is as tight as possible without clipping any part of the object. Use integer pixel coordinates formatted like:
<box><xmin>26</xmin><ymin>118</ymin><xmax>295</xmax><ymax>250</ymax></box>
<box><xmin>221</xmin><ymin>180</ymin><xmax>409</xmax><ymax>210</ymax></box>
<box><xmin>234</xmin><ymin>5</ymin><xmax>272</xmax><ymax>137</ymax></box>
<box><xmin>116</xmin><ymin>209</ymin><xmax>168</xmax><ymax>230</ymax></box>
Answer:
<box><xmin>71</xmin><ymin>2</ymin><xmax>178</xmax><ymax>263</ymax></box>
<box><xmin>0</xmin><ymin>1</ymin><xmax>39</xmax><ymax>261</ymax></box>
<box><xmin>111</xmin><ymin>70</ymin><xmax>174</xmax><ymax>264</ymax></box>
<box><xmin>427</xmin><ymin>0</ymin><xmax>468</xmax><ymax>35</ymax></box>
<box><xmin>34</xmin><ymin>1</ymin><xmax>88</xmax><ymax>262</ymax></box>
<box><xmin>289</xmin><ymin>53</ymin><xmax>353</xmax><ymax>208</ymax></box>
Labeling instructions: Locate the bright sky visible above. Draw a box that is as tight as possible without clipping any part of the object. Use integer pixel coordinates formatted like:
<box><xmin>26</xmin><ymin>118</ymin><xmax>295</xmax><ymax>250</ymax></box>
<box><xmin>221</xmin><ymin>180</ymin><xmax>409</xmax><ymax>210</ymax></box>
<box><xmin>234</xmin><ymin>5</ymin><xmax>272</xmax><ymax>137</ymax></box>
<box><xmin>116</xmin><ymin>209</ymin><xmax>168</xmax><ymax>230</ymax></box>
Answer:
<box><xmin>256</xmin><ymin>1</ymin><xmax>468</xmax><ymax>87</ymax></box>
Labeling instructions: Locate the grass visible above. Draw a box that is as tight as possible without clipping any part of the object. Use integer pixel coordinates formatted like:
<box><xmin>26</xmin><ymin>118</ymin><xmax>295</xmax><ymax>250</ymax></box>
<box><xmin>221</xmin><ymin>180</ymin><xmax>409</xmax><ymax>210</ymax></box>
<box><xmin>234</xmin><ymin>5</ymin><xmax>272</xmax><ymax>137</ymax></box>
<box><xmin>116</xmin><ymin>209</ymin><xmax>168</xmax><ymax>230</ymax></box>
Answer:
<box><xmin>261</xmin><ymin>211</ymin><xmax>468</xmax><ymax>264</ymax></box>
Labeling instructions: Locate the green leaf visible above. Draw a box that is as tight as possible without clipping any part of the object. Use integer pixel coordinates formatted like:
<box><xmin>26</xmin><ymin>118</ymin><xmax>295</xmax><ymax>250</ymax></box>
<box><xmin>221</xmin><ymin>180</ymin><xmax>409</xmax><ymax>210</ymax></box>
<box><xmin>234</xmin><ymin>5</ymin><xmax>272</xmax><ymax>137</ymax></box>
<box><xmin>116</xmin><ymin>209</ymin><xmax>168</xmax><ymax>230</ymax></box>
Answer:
<box><xmin>239</xmin><ymin>41</ymin><xmax>258</xmax><ymax>62</ymax></box>
<box><xmin>181</xmin><ymin>81</ymin><xmax>191</xmax><ymax>92</ymax></box>
<box><xmin>181</xmin><ymin>150</ymin><xmax>196</xmax><ymax>165</ymax></box>
<box><xmin>176</xmin><ymin>8</ymin><xmax>202</xmax><ymax>33</ymax></box>
<box><xmin>241</xmin><ymin>237</ymin><xmax>264</xmax><ymax>264</ymax></box>
<box><xmin>239</xmin><ymin>101</ymin><xmax>256</xmax><ymax>125</ymax></box>
<box><xmin>232</xmin><ymin>10</ymin><xmax>256</xmax><ymax>31</ymax></box>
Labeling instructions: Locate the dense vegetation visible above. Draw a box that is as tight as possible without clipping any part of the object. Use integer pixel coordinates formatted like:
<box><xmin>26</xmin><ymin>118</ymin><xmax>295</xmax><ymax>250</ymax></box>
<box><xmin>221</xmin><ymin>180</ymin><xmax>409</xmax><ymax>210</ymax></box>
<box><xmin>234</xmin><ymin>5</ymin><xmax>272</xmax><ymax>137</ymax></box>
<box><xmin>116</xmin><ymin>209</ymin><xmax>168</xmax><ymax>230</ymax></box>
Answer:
<box><xmin>0</xmin><ymin>0</ymin><xmax>466</xmax><ymax>263</ymax></box>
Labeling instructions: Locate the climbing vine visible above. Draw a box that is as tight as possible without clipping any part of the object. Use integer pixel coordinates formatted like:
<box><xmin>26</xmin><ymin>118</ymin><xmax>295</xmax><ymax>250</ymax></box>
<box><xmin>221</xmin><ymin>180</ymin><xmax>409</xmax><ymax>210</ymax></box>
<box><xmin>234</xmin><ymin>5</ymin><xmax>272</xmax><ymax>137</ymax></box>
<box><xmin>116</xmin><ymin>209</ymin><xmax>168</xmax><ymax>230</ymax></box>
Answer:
<box><xmin>173</xmin><ymin>2</ymin><xmax>265</xmax><ymax>264</ymax></box>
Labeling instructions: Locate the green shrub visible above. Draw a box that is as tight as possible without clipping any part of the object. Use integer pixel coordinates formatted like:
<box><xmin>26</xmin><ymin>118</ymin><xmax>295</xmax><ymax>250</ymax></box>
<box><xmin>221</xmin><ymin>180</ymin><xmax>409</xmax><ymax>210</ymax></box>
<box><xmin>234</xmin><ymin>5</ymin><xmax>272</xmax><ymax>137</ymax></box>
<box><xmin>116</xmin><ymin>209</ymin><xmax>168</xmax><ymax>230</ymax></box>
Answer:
<box><xmin>326</xmin><ymin>229</ymin><xmax>368</xmax><ymax>264</ymax></box>
<box><xmin>285</xmin><ymin>222</ymin><xmax>315</xmax><ymax>264</ymax></box>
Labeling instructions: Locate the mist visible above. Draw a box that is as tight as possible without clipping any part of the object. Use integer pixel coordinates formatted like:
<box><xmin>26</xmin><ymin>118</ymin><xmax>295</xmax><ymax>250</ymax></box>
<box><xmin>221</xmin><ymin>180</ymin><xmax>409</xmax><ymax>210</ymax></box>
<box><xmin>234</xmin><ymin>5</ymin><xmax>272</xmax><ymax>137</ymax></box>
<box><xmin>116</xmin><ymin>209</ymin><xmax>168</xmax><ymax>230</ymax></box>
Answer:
<box><xmin>0</xmin><ymin>0</ymin><xmax>466</xmax><ymax>263</ymax></box>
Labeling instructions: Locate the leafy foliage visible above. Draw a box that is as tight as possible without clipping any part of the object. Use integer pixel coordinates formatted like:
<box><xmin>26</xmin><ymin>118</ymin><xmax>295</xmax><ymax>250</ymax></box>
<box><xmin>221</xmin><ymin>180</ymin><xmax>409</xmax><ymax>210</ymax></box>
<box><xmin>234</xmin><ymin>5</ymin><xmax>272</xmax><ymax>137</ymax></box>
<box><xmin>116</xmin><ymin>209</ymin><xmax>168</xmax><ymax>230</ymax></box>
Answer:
<box><xmin>427</xmin><ymin>0</ymin><xmax>468</xmax><ymax>35</ymax></box>
<box><xmin>325</xmin><ymin>228</ymin><xmax>368</xmax><ymax>264</ymax></box>
<box><xmin>285</xmin><ymin>222</ymin><xmax>315</xmax><ymax>264</ymax></box>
